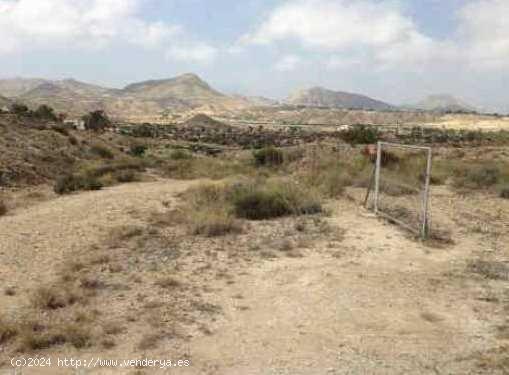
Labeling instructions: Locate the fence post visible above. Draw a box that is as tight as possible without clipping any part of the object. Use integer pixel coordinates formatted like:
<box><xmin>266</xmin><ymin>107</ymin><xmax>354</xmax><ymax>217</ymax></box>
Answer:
<box><xmin>421</xmin><ymin>148</ymin><xmax>433</xmax><ymax>239</ymax></box>
<box><xmin>374</xmin><ymin>141</ymin><xmax>382</xmax><ymax>214</ymax></box>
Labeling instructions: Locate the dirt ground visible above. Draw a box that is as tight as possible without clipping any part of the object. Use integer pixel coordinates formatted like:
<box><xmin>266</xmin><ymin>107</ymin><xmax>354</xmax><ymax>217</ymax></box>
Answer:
<box><xmin>0</xmin><ymin>178</ymin><xmax>508</xmax><ymax>374</ymax></box>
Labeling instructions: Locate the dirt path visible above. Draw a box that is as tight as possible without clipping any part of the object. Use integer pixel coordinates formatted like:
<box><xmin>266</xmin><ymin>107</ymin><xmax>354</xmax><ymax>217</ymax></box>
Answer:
<box><xmin>0</xmin><ymin>180</ymin><xmax>198</xmax><ymax>304</ymax></box>
<box><xmin>183</xmin><ymin>204</ymin><xmax>496</xmax><ymax>375</ymax></box>
<box><xmin>0</xmin><ymin>181</ymin><xmax>505</xmax><ymax>374</ymax></box>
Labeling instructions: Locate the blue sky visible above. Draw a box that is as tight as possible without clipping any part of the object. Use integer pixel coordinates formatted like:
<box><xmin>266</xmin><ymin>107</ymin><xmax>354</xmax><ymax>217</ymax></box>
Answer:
<box><xmin>1</xmin><ymin>0</ymin><xmax>509</xmax><ymax>111</ymax></box>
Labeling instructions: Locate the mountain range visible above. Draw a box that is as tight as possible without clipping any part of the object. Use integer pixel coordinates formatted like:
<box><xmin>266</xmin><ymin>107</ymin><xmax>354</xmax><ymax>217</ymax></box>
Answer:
<box><xmin>287</xmin><ymin>87</ymin><xmax>394</xmax><ymax>111</ymax></box>
<box><xmin>0</xmin><ymin>74</ymin><xmax>478</xmax><ymax>120</ymax></box>
<box><xmin>412</xmin><ymin>94</ymin><xmax>477</xmax><ymax>113</ymax></box>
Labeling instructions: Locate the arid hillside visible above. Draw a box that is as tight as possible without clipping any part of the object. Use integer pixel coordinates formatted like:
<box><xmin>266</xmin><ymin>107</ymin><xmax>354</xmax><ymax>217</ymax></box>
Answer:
<box><xmin>0</xmin><ymin>74</ymin><xmax>249</xmax><ymax>120</ymax></box>
<box><xmin>0</xmin><ymin>113</ymin><xmax>508</xmax><ymax>373</ymax></box>
<box><xmin>287</xmin><ymin>86</ymin><xmax>394</xmax><ymax>110</ymax></box>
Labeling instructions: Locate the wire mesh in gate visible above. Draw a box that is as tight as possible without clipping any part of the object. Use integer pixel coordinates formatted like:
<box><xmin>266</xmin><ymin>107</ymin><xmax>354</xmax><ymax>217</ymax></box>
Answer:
<box><xmin>369</xmin><ymin>142</ymin><xmax>432</xmax><ymax>239</ymax></box>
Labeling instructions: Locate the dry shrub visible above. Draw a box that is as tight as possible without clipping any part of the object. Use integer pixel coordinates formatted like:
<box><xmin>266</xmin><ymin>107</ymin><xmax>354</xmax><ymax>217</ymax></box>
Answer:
<box><xmin>0</xmin><ymin>317</ymin><xmax>17</xmax><ymax>344</ymax></box>
<box><xmin>231</xmin><ymin>179</ymin><xmax>322</xmax><ymax>220</ymax></box>
<box><xmin>31</xmin><ymin>285</ymin><xmax>83</xmax><ymax>310</ymax></box>
<box><xmin>190</xmin><ymin>208</ymin><xmax>243</xmax><ymax>237</ymax></box>
<box><xmin>500</xmin><ymin>186</ymin><xmax>509</xmax><ymax>199</ymax></box>
<box><xmin>137</xmin><ymin>333</ymin><xmax>164</xmax><ymax>350</ymax></box>
<box><xmin>107</xmin><ymin>225</ymin><xmax>144</xmax><ymax>247</ymax></box>
<box><xmin>54</xmin><ymin>174</ymin><xmax>103</xmax><ymax>195</ymax></box>
<box><xmin>452</xmin><ymin>165</ymin><xmax>502</xmax><ymax>190</ymax></box>
<box><xmin>155</xmin><ymin>277</ymin><xmax>181</xmax><ymax>289</ymax></box>
<box><xmin>0</xmin><ymin>200</ymin><xmax>6</xmax><ymax>216</ymax></box>
<box><xmin>90</xmin><ymin>143</ymin><xmax>114</xmax><ymax>159</ymax></box>
<box><xmin>253</xmin><ymin>147</ymin><xmax>284</xmax><ymax>167</ymax></box>
<box><xmin>468</xmin><ymin>260</ymin><xmax>509</xmax><ymax>281</ymax></box>
<box><xmin>18</xmin><ymin>322</ymin><xmax>92</xmax><ymax>351</ymax></box>
<box><xmin>102</xmin><ymin>322</ymin><xmax>125</xmax><ymax>335</ymax></box>
<box><xmin>177</xmin><ymin>183</ymin><xmax>243</xmax><ymax>236</ymax></box>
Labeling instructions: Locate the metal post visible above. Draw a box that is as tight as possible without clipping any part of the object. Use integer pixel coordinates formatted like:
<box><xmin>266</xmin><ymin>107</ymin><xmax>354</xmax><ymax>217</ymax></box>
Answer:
<box><xmin>421</xmin><ymin>148</ymin><xmax>433</xmax><ymax>239</ymax></box>
<box><xmin>374</xmin><ymin>141</ymin><xmax>382</xmax><ymax>214</ymax></box>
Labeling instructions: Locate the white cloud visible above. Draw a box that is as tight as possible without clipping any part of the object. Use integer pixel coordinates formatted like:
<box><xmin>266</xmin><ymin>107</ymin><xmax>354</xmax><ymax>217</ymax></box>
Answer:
<box><xmin>457</xmin><ymin>0</ymin><xmax>509</xmax><ymax>69</ymax></box>
<box><xmin>166</xmin><ymin>43</ymin><xmax>218</xmax><ymax>64</ymax></box>
<box><xmin>242</xmin><ymin>0</ymin><xmax>440</xmax><ymax>67</ymax></box>
<box><xmin>0</xmin><ymin>0</ymin><xmax>213</xmax><ymax>60</ymax></box>
<box><xmin>274</xmin><ymin>55</ymin><xmax>303</xmax><ymax>72</ymax></box>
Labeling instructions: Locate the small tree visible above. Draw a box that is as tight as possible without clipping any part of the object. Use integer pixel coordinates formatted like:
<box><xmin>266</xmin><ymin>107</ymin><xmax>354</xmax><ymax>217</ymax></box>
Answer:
<box><xmin>33</xmin><ymin>105</ymin><xmax>57</xmax><ymax>121</ymax></box>
<box><xmin>82</xmin><ymin>110</ymin><xmax>111</xmax><ymax>131</ymax></box>
<box><xmin>10</xmin><ymin>103</ymin><xmax>30</xmax><ymax>116</ymax></box>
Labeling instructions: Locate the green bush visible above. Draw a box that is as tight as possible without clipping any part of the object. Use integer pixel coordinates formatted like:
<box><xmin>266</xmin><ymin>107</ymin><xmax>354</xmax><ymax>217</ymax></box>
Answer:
<box><xmin>54</xmin><ymin>174</ymin><xmax>103</xmax><ymax>195</ymax></box>
<box><xmin>82</xmin><ymin>111</ymin><xmax>111</xmax><ymax>131</ymax></box>
<box><xmin>339</xmin><ymin>125</ymin><xmax>379</xmax><ymax>145</ymax></box>
<box><xmin>33</xmin><ymin>105</ymin><xmax>57</xmax><ymax>121</ymax></box>
<box><xmin>170</xmin><ymin>149</ymin><xmax>193</xmax><ymax>160</ymax></box>
<box><xmin>232</xmin><ymin>180</ymin><xmax>322</xmax><ymax>220</ymax></box>
<box><xmin>253</xmin><ymin>147</ymin><xmax>284</xmax><ymax>166</ymax></box>
<box><xmin>129</xmin><ymin>144</ymin><xmax>148</xmax><ymax>157</ymax></box>
<box><xmin>114</xmin><ymin>170</ymin><xmax>138</xmax><ymax>183</ymax></box>
<box><xmin>90</xmin><ymin>144</ymin><xmax>114</xmax><ymax>159</ymax></box>
<box><xmin>10</xmin><ymin>103</ymin><xmax>30</xmax><ymax>115</ymax></box>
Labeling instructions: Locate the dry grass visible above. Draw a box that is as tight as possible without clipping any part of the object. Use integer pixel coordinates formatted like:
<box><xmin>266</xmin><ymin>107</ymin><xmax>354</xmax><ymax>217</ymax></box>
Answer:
<box><xmin>0</xmin><ymin>317</ymin><xmax>17</xmax><ymax>344</ymax></box>
<box><xmin>137</xmin><ymin>333</ymin><xmax>164</xmax><ymax>350</ymax></box>
<box><xmin>468</xmin><ymin>260</ymin><xmax>509</xmax><ymax>281</ymax></box>
<box><xmin>106</xmin><ymin>225</ymin><xmax>144</xmax><ymax>248</ymax></box>
<box><xmin>18</xmin><ymin>321</ymin><xmax>92</xmax><ymax>351</ymax></box>
<box><xmin>155</xmin><ymin>277</ymin><xmax>181</xmax><ymax>289</ymax></box>
<box><xmin>31</xmin><ymin>285</ymin><xmax>84</xmax><ymax>310</ymax></box>
<box><xmin>190</xmin><ymin>208</ymin><xmax>243</xmax><ymax>237</ymax></box>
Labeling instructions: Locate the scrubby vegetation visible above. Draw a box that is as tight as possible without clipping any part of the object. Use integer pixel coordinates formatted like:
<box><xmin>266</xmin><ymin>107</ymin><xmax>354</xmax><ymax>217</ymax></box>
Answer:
<box><xmin>253</xmin><ymin>147</ymin><xmax>284</xmax><ymax>167</ymax></box>
<box><xmin>339</xmin><ymin>125</ymin><xmax>379</xmax><ymax>145</ymax></box>
<box><xmin>232</xmin><ymin>180</ymin><xmax>322</xmax><ymax>219</ymax></box>
<box><xmin>82</xmin><ymin>110</ymin><xmax>111</xmax><ymax>131</ymax></box>
<box><xmin>178</xmin><ymin>178</ymin><xmax>322</xmax><ymax>233</ymax></box>
<box><xmin>128</xmin><ymin>144</ymin><xmax>148</xmax><ymax>157</ymax></box>
<box><xmin>54</xmin><ymin>174</ymin><xmax>103</xmax><ymax>194</ymax></box>
<box><xmin>54</xmin><ymin>160</ymin><xmax>145</xmax><ymax>194</ymax></box>
<box><xmin>90</xmin><ymin>143</ymin><xmax>115</xmax><ymax>159</ymax></box>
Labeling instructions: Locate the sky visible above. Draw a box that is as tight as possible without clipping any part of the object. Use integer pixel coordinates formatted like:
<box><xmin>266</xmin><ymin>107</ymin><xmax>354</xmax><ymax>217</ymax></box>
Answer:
<box><xmin>1</xmin><ymin>0</ymin><xmax>509</xmax><ymax>112</ymax></box>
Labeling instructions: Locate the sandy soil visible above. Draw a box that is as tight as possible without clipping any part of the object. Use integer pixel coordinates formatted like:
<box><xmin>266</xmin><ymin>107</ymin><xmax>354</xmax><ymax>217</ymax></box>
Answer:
<box><xmin>0</xmin><ymin>179</ymin><xmax>507</xmax><ymax>374</ymax></box>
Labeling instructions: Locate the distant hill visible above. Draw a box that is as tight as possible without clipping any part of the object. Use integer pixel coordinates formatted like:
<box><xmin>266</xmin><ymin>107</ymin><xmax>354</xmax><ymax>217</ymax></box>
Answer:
<box><xmin>122</xmin><ymin>73</ymin><xmax>226</xmax><ymax>107</ymax></box>
<box><xmin>413</xmin><ymin>95</ymin><xmax>477</xmax><ymax>113</ymax></box>
<box><xmin>182</xmin><ymin>113</ymin><xmax>231</xmax><ymax>130</ymax></box>
<box><xmin>232</xmin><ymin>94</ymin><xmax>279</xmax><ymax>107</ymax></box>
<box><xmin>287</xmin><ymin>87</ymin><xmax>394</xmax><ymax>111</ymax></box>
<box><xmin>0</xmin><ymin>74</ymin><xmax>248</xmax><ymax>119</ymax></box>
<box><xmin>0</xmin><ymin>78</ymin><xmax>47</xmax><ymax>97</ymax></box>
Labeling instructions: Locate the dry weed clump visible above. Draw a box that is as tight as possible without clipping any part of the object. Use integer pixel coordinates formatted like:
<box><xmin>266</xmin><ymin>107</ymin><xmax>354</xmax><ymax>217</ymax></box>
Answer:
<box><xmin>176</xmin><ymin>178</ymin><xmax>323</xmax><ymax>233</ymax></box>
<box><xmin>106</xmin><ymin>225</ymin><xmax>144</xmax><ymax>248</ymax></box>
<box><xmin>0</xmin><ymin>200</ymin><xmax>7</xmax><ymax>216</ymax></box>
<box><xmin>500</xmin><ymin>186</ymin><xmax>509</xmax><ymax>199</ymax></box>
<box><xmin>155</xmin><ymin>277</ymin><xmax>181</xmax><ymax>289</ymax></box>
<box><xmin>31</xmin><ymin>285</ymin><xmax>84</xmax><ymax>310</ymax></box>
<box><xmin>162</xmin><ymin>151</ymin><xmax>255</xmax><ymax>180</ymax></box>
<box><xmin>0</xmin><ymin>317</ymin><xmax>17</xmax><ymax>344</ymax></box>
<box><xmin>18</xmin><ymin>321</ymin><xmax>92</xmax><ymax>351</ymax></box>
<box><xmin>54</xmin><ymin>159</ymin><xmax>146</xmax><ymax>195</ymax></box>
<box><xmin>231</xmin><ymin>179</ymin><xmax>322</xmax><ymax>220</ymax></box>
<box><xmin>468</xmin><ymin>260</ymin><xmax>509</xmax><ymax>281</ymax></box>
